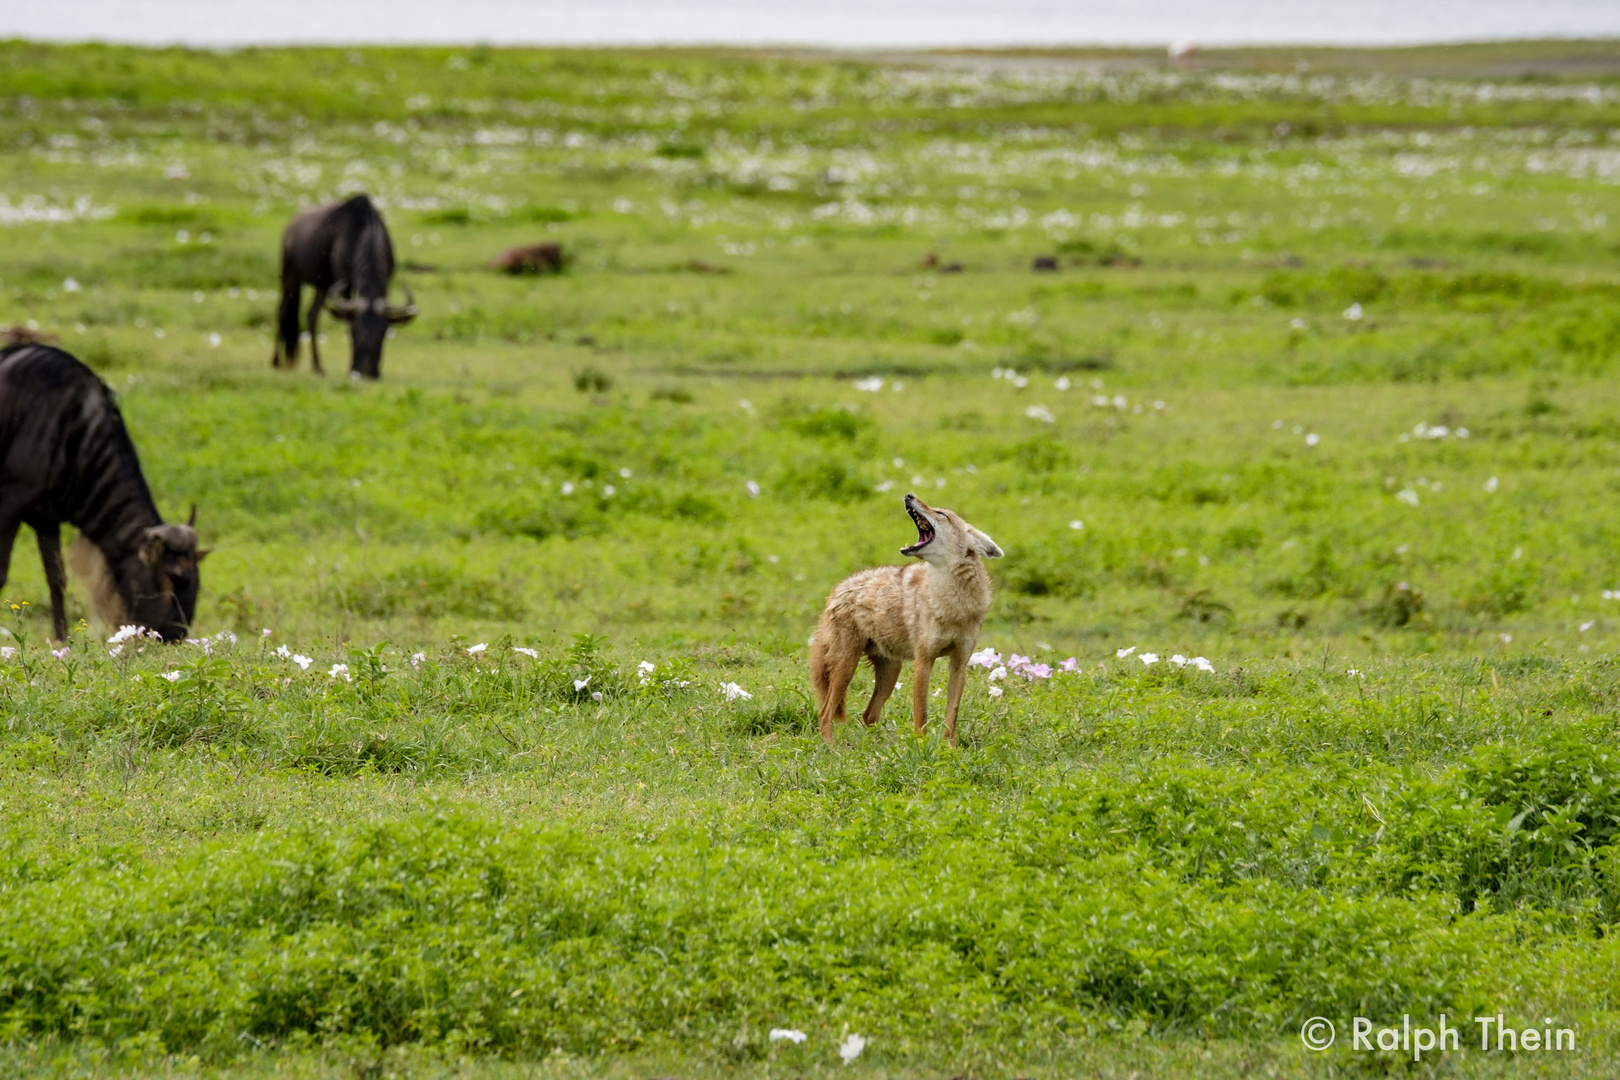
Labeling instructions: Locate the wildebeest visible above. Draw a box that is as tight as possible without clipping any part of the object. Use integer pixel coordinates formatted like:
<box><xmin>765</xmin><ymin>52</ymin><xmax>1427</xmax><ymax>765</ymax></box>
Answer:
<box><xmin>0</xmin><ymin>343</ymin><xmax>205</xmax><ymax>641</ymax></box>
<box><xmin>272</xmin><ymin>193</ymin><xmax>417</xmax><ymax>379</ymax></box>
<box><xmin>491</xmin><ymin>242</ymin><xmax>565</xmax><ymax>275</ymax></box>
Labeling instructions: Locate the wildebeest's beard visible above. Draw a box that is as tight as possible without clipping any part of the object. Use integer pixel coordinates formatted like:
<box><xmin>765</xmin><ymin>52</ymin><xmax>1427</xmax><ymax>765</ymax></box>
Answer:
<box><xmin>324</xmin><ymin>282</ymin><xmax>416</xmax><ymax>379</ymax></box>
<box><xmin>126</xmin><ymin>522</ymin><xmax>204</xmax><ymax>641</ymax></box>
<box><xmin>349</xmin><ymin>312</ymin><xmax>388</xmax><ymax>379</ymax></box>
<box><xmin>127</xmin><ymin>567</ymin><xmax>194</xmax><ymax>641</ymax></box>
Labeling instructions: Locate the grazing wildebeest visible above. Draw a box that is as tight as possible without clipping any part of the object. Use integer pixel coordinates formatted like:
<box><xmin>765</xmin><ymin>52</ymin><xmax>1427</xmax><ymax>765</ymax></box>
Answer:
<box><xmin>0</xmin><ymin>343</ymin><xmax>205</xmax><ymax>642</ymax></box>
<box><xmin>271</xmin><ymin>193</ymin><xmax>417</xmax><ymax>379</ymax></box>
<box><xmin>491</xmin><ymin>242</ymin><xmax>565</xmax><ymax>275</ymax></box>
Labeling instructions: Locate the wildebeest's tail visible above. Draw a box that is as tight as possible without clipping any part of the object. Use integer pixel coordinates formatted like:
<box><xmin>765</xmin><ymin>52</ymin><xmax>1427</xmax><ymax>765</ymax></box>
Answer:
<box><xmin>272</xmin><ymin>268</ymin><xmax>302</xmax><ymax>368</ymax></box>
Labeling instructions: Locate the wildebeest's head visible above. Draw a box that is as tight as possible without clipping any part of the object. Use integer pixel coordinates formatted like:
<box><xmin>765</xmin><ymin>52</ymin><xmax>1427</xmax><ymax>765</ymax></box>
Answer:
<box><xmin>124</xmin><ymin>508</ymin><xmax>207</xmax><ymax>641</ymax></box>
<box><xmin>325</xmin><ymin>282</ymin><xmax>417</xmax><ymax>379</ymax></box>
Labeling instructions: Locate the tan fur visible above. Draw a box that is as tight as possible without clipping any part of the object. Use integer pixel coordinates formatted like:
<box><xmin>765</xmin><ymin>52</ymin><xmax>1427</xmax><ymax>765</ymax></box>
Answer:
<box><xmin>810</xmin><ymin>494</ymin><xmax>1003</xmax><ymax>747</ymax></box>
<box><xmin>67</xmin><ymin>532</ymin><xmax>128</xmax><ymax>628</ymax></box>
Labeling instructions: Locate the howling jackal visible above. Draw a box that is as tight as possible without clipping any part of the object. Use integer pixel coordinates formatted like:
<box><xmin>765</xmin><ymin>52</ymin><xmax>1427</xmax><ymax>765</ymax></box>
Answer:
<box><xmin>810</xmin><ymin>493</ymin><xmax>1004</xmax><ymax>746</ymax></box>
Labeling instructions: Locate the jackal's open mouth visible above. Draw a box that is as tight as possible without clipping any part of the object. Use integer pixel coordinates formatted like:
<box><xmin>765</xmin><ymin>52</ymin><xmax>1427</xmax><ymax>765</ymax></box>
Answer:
<box><xmin>900</xmin><ymin>494</ymin><xmax>935</xmax><ymax>556</ymax></box>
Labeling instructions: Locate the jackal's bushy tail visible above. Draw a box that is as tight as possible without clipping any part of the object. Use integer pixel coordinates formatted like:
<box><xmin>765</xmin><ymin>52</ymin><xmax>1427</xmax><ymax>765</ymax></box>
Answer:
<box><xmin>809</xmin><ymin>626</ymin><xmax>831</xmax><ymax>710</ymax></box>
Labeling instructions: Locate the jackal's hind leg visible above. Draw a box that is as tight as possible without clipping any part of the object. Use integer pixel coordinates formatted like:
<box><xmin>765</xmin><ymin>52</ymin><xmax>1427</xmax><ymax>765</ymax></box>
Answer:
<box><xmin>862</xmin><ymin>655</ymin><xmax>901</xmax><ymax>727</ymax></box>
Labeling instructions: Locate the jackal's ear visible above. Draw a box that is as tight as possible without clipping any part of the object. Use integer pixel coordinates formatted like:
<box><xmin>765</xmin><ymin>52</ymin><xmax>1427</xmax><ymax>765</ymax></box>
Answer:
<box><xmin>969</xmin><ymin>527</ymin><xmax>1004</xmax><ymax>559</ymax></box>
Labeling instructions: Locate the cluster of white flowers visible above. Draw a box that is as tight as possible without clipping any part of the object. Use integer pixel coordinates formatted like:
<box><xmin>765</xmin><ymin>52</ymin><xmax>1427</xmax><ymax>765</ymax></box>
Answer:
<box><xmin>974</xmin><ymin>644</ymin><xmax>1215</xmax><ymax>698</ymax></box>
<box><xmin>765</xmin><ymin>1028</ymin><xmax>864</xmax><ymax>1063</ymax></box>
<box><xmin>1400</xmin><ymin>422</ymin><xmax>1470</xmax><ymax>442</ymax></box>
<box><xmin>719</xmin><ymin>681</ymin><xmax>752</xmax><ymax>702</ymax></box>
<box><xmin>275</xmin><ymin>645</ymin><xmax>314</xmax><ymax>670</ymax></box>
<box><xmin>184</xmin><ymin>631</ymin><xmax>236</xmax><ymax>655</ymax></box>
<box><xmin>637</xmin><ymin>659</ymin><xmax>691</xmax><ymax>690</ymax></box>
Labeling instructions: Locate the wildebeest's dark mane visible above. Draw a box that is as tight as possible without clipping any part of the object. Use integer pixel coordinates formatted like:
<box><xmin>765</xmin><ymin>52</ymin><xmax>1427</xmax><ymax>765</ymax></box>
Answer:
<box><xmin>331</xmin><ymin>194</ymin><xmax>396</xmax><ymax>300</ymax></box>
<box><xmin>0</xmin><ymin>343</ymin><xmax>201</xmax><ymax>640</ymax></box>
<box><xmin>0</xmin><ymin>344</ymin><xmax>164</xmax><ymax>555</ymax></box>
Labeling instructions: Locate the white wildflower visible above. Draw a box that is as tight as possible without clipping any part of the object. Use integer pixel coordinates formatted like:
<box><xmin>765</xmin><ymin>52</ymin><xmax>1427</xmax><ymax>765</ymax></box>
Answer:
<box><xmin>512</xmin><ymin>647</ymin><xmax>539</xmax><ymax>658</ymax></box>
<box><xmin>276</xmin><ymin>644</ymin><xmax>291</xmax><ymax>658</ymax></box>
<box><xmin>467</xmin><ymin>642</ymin><xmax>488</xmax><ymax>654</ymax></box>
<box><xmin>410</xmin><ymin>652</ymin><xmax>426</xmax><ymax>667</ymax></box>
<box><xmin>839</xmin><ymin>1034</ymin><xmax>866</xmax><ymax>1064</ymax></box>
<box><xmin>1305</xmin><ymin>433</ymin><xmax>1320</xmax><ymax>446</ymax></box>
<box><xmin>592</xmin><ymin>690</ymin><xmax>604</xmax><ymax>701</ymax></box>
<box><xmin>1069</xmin><ymin>520</ymin><xmax>1084</xmax><ymax>530</ymax></box>
<box><xmin>968</xmin><ymin>647</ymin><xmax>1001</xmax><ymax>668</ymax></box>
<box><xmin>1169</xmin><ymin>654</ymin><xmax>1189</xmax><ymax>667</ymax></box>
<box><xmin>108</xmin><ymin>625</ymin><xmax>148</xmax><ymax>644</ymax></box>
<box><xmin>574</xmin><ymin>676</ymin><xmax>592</xmax><ymax>691</ymax></box>
<box><xmin>989</xmin><ymin>685</ymin><xmax>1004</xmax><ymax>697</ymax></box>
<box><xmin>988</xmin><ymin>666</ymin><xmax>1007</xmax><ymax>681</ymax></box>
<box><xmin>1140</xmin><ymin>653</ymin><xmax>1160</xmax><ymax>665</ymax></box>
<box><xmin>108</xmin><ymin>645</ymin><xmax>123</xmax><ymax>657</ymax></box>
<box><xmin>1190</xmin><ymin>657</ymin><xmax>1215</xmax><ymax>672</ymax></box>
<box><xmin>746</xmin><ymin>480</ymin><xmax>761</xmax><ymax>498</ymax></box>
<box><xmin>328</xmin><ymin>663</ymin><xmax>351</xmax><ymax>682</ymax></box>
<box><xmin>1343</xmin><ymin>302</ymin><xmax>1363</xmax><ymax>320</ymax></box>
<box><xmin>1484</xmin><ymin>476</ymin><xmax>1499</xmax><ymax>493</ymax></box>
<box><xmin>160</xmin><ymin>670</ymin><xmax>182</xmax><ymax>682</ymax></box>
<box><xmin>1025</xmin><ymin>404</ymin><xmax>1055</xmax><ymax>423</ymax></box>
<box><xmin>853</xmin><ymin>376</ymin><xmax>884</xmax><ymax>392</ymax></box>
<box><xmin>1396</xmin><ymin>489</ymin><xmax>1420</xmax><ymax>507</ymax></box>
<box><xmin>769</xmin><ymin>1028</ymin><xmax>808</xmax><ymax>1044</ymax></box>
<box><xmin>720</xmin><ymin>681</ymin><xmax>752</xmax><ymax>701</ymax></box>
<box><xmin>0</xmin><ymin>646</ymin><xmax>13</xmax><ymax>660</ymax></box>
<box><xmin>292</xmin><ymin>654</ymin><xmax>313</xmax><ymax>670</ymax></box>
<box><xmin>1115</xmin><ymin>646</ymin><xmax>1136</xmax><ymax>658</ymax></box>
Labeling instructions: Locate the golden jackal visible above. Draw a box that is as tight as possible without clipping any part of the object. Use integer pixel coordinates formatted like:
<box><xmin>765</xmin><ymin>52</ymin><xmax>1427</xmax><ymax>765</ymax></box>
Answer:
<box><xmin>810</xmin><ymin>492</ymin><xmax>1003</xmax><ymax>746</ymax></box>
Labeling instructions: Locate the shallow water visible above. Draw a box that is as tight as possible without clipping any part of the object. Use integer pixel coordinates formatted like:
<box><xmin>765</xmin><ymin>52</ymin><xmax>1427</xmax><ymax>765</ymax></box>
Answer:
<box><xmin>18</xmin><ymin>0</ymin><xmax>1620</xmax><ymax>49</ymax></box>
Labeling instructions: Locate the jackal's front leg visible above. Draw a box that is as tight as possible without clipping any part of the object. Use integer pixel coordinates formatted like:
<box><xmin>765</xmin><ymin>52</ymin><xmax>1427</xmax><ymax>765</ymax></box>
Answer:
<box><xmin>943</xmin><ymin>647</ymin><xmax>970</xmax><ymax>747</ymax></box>
<box><xmin>911</xmin><ymin>651</ymin><xmax>935</xmax><ymax>735</ymax></box>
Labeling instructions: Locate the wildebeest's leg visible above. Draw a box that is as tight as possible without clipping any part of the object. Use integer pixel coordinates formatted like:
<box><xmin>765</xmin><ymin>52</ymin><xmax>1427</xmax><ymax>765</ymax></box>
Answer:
<box><xmin>305</xmin><ymin>292</ymin><xmax>324</xmax><ymax>375</ymax></box>
<box><xmin>273</xmin><ymin>274</ymin><xmax>301</xmax><ymax>369</ymax></box>
<box><xmin>33</xmin><ymin>522</ymin><xmax>68</xmax><ymax>642</ymax></box>
<box><xmin>0</xmin><ymin>499</ymin><xmax>25</xmax><ymax>616</ymax></box>
<box><xmin>862</xmin><ymin>654</ymin><xmax>901</xmax><ymax>727</ymax></box>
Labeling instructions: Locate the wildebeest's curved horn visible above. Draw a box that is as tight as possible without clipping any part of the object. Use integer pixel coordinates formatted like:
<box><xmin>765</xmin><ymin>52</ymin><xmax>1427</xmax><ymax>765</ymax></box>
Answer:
<box><xmin>140</xmin><ymin>524</ymin><xmax>199</xmax><ymax>568</ymax></box>
<box><xmin>187</xmin><ymin>504</ymin><xmax>197</xmax><ymax>528</ymax></box>
<box><xmin>384</xmin><ymin>285</ymin><xmax>417</xmax><ymax>325</ymax></box>
<box><xmin>324</xmin><ymin>281</ymin><xmax>366</xmax><ymax>321</ymax></box>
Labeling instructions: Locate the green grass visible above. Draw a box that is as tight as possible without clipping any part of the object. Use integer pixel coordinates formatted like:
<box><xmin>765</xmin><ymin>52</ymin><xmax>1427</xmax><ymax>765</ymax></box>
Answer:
<box><xmin>4</xmin><ymin>38</ymin><xmax>1620</xmax><ymax>1078</ymax></box>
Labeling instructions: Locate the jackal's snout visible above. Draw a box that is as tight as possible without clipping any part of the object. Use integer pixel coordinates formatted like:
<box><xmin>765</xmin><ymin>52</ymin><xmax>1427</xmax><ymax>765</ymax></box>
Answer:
<box><xmin>900</xmin><ymin>492</ymin><xmax>937</xmax><ymax>556</ymax></box>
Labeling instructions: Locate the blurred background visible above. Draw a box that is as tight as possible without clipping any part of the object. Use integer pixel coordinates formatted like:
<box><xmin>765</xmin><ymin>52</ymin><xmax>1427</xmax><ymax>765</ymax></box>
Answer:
<box><xmin>13</xmin><ymin>0</ymin><xmax>1620</xmax><ymax>48</ymax></box>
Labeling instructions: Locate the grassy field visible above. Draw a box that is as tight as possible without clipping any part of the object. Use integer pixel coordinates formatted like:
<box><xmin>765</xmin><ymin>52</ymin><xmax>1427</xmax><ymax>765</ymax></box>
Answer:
<box><xmin>4</xmin><ymin>37</ymin><xmax>1620</xmax><ymax>1078</ymax></box>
